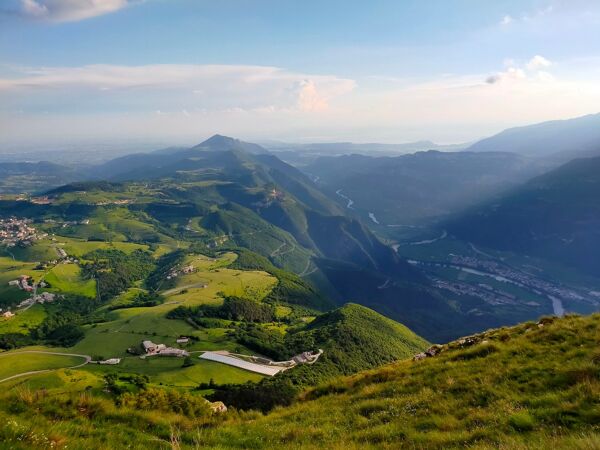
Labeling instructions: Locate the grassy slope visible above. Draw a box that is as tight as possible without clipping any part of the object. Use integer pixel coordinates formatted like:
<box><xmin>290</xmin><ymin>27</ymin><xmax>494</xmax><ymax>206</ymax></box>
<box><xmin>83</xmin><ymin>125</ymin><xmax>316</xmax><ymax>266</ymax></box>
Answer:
<box><xmin>44</xmin><ymin>264</ymin><xmax>97</xmax><ymax>298</ymax></box>
<box><xmin>199</xmin><ymin>313</ymin><xmax>600</xmax><ymax>449</ymax></box>
<box><xmin>0</xmin><ymin>314</ymin><xmax>597</xmax><ymax>449</ymax></box>
<box><xmin>297</xmin><ymin>303</ymin><xmax>429</xmax><ymax>377</ymax></box>
<box><xmin>0</xmin><ymin>353</ymin><xmax>84</xmax><ymax>380</ymax></box>
<box><xmin>0</xmin><ymin>305</ymin><xmax>46</xmax><ymax>335</ymax></box>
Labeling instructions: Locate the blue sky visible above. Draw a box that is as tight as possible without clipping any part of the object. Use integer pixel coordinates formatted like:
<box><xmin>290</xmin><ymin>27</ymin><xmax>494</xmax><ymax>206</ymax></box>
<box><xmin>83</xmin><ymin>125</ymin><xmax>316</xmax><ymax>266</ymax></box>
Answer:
<box><xmin>1</xmin><ymin>0</ymin><xmax>600</xmax><ymax>146</ymax></box>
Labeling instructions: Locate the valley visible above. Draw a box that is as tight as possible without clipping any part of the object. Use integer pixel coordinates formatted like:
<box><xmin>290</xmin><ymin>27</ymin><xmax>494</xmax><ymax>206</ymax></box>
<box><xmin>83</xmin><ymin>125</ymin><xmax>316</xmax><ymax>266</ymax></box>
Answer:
<box><xmin>0</xmin><ymin>131</ymin><xmax>598</xmax><ymax>449</ymax></box>
<box><xmin>393</xmin><ymin>232</ymin><xmax>600</xmax><ymax>322</ymax></box>
<box><xmin>3</xmin><ymin>2</ymin><xmax>600</xmax><ymax>448</ymax></box>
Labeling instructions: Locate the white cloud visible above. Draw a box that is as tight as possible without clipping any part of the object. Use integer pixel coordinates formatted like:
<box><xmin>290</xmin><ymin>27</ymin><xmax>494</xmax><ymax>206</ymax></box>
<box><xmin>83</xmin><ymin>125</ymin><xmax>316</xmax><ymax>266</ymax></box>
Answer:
<box><xmin>297</xmin><ymin>80</ymin><xmax>332</xmax><ymax>112</ymax></box>
<box><xmin>15</xmin><ymin>0</ymin><xmax>137</xmax><ymax>22</ymax></box>
<box><xmin>527</xmin><ymin>55</ymin><xmax>552</xmax><ymax>71</ymax></box>
<box><xmin>0</xmin><ymin>63</ymin><xmax>356</xmax><ymax>114</ymax></box>
<box><xmin>21</xmin><ymin>0</ymin><xmax>48</xmax><ymax>16</ymax></box>
<box><xmin>485</xmin><ymin>55</ymin><xmax>552</xmax><ymax>85</ymax></box>
<box><xmin>500</xmin><ymin>15</ymin><xmax>513</xmax><ymax>25</ymax></box>
<box><xmin>485</xmin><ymin>67</ymin><xmax>526</xmax><ymax>84</ymax></box>
<box><xmin>2</xmin><ymin>60</ymin><xmax>600</xmax><ymax>145</ymax></box>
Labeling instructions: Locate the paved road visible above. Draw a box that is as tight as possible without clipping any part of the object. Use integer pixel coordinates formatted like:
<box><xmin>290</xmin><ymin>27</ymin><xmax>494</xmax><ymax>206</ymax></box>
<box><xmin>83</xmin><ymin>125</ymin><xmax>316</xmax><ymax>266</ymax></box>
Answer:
<box><xmin>0</xmin><ymin>351</ymin><xmax>92</xmax><ymax>384</ymax></box>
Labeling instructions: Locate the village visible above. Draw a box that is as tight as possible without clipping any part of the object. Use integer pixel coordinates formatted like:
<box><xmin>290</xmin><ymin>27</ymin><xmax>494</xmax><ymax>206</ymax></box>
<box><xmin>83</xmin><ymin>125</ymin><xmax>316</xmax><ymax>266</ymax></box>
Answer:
<box><xmin>1</xmin><ymin>237</ymin><xmax>77</xmax><ymax>319</ymax></box>
<box><xmin>1</xmin><ymin>273</ymin><xmax>62</xmax><ymax>319</ymax></box>
<box><xmin>0</xmin><ymin>218</ymin><xmax>47</xmax><ymax>247</ymax></box>
<box><xmin>447</xmin><ymin>254</ymin><xmax>596</xmax><ymax>303</ymax></box>
<box><xmin>430</xmin><ymin>276</ymin><xmax>521</xmax><ymax>307</ymax></box>
<box><xmin>408</xmin><ymin>250</ymin><xmax>600</xmax><ymax>316</ymax></box>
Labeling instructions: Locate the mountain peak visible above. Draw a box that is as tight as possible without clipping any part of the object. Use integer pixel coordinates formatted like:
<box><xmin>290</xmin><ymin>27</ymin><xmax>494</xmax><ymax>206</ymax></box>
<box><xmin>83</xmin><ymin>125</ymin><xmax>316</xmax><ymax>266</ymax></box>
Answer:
<box><xmin>193</xmin><ymin>134</ymin><xmax>269</xmax><ymax>154</ymax></box>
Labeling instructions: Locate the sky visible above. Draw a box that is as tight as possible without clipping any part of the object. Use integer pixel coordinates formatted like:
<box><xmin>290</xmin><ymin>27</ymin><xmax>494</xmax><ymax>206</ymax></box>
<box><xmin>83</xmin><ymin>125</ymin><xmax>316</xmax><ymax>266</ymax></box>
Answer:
<box><xmin>1</xmin><ymin>0</ymin><xmax>600</xmax><ymax>148</ymax></box>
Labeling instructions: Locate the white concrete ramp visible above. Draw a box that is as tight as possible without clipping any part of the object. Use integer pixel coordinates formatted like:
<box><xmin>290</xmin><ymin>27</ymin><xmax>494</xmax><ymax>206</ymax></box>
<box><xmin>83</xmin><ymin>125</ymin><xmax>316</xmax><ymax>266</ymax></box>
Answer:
<box><xmin>199</xmin><ymin>351</ymin><xmax>284</xmax><ymax>376</ymax></box>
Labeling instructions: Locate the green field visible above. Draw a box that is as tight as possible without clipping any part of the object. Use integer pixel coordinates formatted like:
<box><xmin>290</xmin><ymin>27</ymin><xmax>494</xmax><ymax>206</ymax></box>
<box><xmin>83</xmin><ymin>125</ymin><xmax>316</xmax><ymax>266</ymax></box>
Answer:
<box><xmin>0</xmin><ymin>352</ymin><xmax>85</xmax><ymax>381</ymax></box>
<box><xmin>0</xmin><ymin>240</ymin><xmax>58</xmax><ymax>263</ymax></box>
<box><xmin>2</xmin><ymin>368</ymin><xmax>103</xmax><ymax>392</ymax></box>
<box><xmin>44</xmin><ymin>263</ymin><xmax>97</xmax><ymax>298</ymax></box>
<box><xmin>0</xmin><ymin>256</ymin><xmax>40</xmax><ymax>305</ymax></box>
<box><xmin>161</xmin><ymin>253</ymin><xmax>277</xmax><ymax>307</ymax></box>
<box><xmin>84</xmin><ymin>357</ymin><xmax>262</xmax><ymax>387</ymax></box>
<box><xmin>0</xmin><ymin>305</ymin><xmax>46</xmax><ymax>335</ymax></box>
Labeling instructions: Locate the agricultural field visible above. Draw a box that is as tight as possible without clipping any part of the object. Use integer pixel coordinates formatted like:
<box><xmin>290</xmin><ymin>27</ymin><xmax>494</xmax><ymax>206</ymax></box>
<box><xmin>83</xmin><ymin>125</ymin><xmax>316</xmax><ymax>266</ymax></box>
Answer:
<box><xmin>0</xmin><ymin>240</ymin><xmax>58</xmax><ymax>263</ymax></box>
<box><xmin>0</xmin><ymin>305</ymin><xmax>46</xmax><ymax>335</ymax></box>
<box><xmin>56</xmin><ymin>237</ymin><xmax>151</xmax><ymax>259</ymax></box>
<box><xmin>0</xmin><ymin>256</ymin><xmax>40</xmax><ymax>306</ymax></box>
<box><xmin>0</xmin><ymin>352</ymin><xmax>85</xmax><ymax>381</ymax></box>
<box><xmin>161</xmin><ymin>253</ymin><xmax>277</xmax><ymax>307</ymax></box>
<box><xmin>0</xmin><ymin>235</ymin><xmax>282</xmax><ymax>389</ymax></box>
<box><xmin>44</xmin><ymin>264</ymin><xmax>96</xmax><ymax>298</ymax></box>
<box><xmin>85</xmin><ymin>357</ymin><xmax>262</xmax><ymax>387</ymax></box>
<box><xmin>2</xmin><ymin>367</ymin><xmax>103</xmax><ymax>392</ymax></box>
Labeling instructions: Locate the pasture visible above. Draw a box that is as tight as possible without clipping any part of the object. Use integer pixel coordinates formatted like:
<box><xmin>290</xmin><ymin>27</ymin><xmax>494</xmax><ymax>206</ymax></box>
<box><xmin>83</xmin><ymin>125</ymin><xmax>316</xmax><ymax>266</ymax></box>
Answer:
<box><xmin>45</xmin><ymin>263</ymin><xmax>97</xmax><ymax>298</ymax></box>
<box><xmin>0</xmin><ymin>352</ymin><xmax>86</xmax><ymax>382</ymax></box>
<box><xmin>0</xmin><ymin>305</ymin><xmax>46</xmax><ymax>335</ymax></box>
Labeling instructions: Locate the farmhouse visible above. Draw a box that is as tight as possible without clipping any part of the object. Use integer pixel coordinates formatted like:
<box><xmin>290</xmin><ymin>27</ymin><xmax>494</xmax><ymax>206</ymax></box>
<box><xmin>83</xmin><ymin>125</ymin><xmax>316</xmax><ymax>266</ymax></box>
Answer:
<box><xmin>142</xmin><ymin>340</ymin><xmax>189</xmax><ymax>357</ymax></box>
<box><xmin>142</xmin><ymin>340</ymin><xmax>166</xmax><ymax>354</ymax></box>
<box><xmin>39</xmin><ymin>292</ymin><xmax>56</xmax><ymax>303</ymax></box>
<box><xmin>11</xmin><ymin>275</ymin><xmax>34</xmax><ymax>292</ymax></box>
<box><xmin>176</xmin><ymin>337</ymin><xmax>190</xmax><ymax>344</ymax></box>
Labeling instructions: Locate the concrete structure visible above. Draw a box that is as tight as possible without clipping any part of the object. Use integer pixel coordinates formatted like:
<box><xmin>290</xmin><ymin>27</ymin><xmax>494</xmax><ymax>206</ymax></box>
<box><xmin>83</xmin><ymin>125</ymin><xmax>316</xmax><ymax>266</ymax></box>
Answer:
<box><xmin>158</xmin><ymin>348</ymin><xmax>189</xmax><ymax>357</ymax></box>
<box><xmin>99</xmin><ymin>358</ymin><xmax>121</xmax><ymax>365</ymax></box>
<box><xmin>199</xmin><ymin>352</ymin><xmax>285</xmax><ymax>376</ymax></box>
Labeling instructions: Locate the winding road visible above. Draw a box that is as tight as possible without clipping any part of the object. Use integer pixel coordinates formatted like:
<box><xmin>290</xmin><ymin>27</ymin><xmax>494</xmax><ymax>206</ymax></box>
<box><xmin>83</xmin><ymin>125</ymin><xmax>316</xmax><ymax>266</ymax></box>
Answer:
<box><xmin>0</xmin><ymin>351</ymin><xmax>92</xmax><ymax>384</ymax></box>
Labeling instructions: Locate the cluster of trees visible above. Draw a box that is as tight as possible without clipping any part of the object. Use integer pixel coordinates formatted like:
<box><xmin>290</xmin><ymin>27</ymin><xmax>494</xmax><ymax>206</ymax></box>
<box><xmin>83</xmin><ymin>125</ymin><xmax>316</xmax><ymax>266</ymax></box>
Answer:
<box><xmin>230</xmin><ymin>324</ymin><xmax>287</xmax><ymax>360</ymax></box>
<box><xmin>109</xmin><ymin>292</ymin><xmax>165</xmax><ymax>310</ymax></box>
<box><xmin>168</xmin><ymin>296</ymin><xmax>276</xmax><ymax>323</ymax></box>
<box><xmin>104</xmin><ymin>373</ymin><xmax>149</xmax><ymax>394</ymax></box>
<box><xmin>215</xmin><ymin>296</ymin><xmax>275</xmax><ymax>322</ymax></box>
<box><xmin>82</xmin><ymin>249</ymin><xmax>155</xmax><ymax>302</ymax></box>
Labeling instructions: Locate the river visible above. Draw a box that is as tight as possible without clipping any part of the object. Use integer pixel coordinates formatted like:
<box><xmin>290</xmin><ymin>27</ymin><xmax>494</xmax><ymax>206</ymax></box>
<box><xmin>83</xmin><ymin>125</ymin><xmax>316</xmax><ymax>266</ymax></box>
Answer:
<box><xmin>335</xmin><ymin>189</ymin><xmax>354</xmax><ymax>209</ymax></box>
